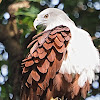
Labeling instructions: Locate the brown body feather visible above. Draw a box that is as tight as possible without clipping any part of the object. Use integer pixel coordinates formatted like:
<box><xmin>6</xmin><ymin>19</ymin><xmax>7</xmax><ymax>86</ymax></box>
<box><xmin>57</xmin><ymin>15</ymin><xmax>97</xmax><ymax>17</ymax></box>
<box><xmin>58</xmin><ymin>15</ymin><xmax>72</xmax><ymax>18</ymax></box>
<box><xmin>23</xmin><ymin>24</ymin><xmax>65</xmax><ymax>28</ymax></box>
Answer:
<box><xmin>21</xmin><ymin>26</ymin><xmax>90</xmax><ymax>100</ymax></box>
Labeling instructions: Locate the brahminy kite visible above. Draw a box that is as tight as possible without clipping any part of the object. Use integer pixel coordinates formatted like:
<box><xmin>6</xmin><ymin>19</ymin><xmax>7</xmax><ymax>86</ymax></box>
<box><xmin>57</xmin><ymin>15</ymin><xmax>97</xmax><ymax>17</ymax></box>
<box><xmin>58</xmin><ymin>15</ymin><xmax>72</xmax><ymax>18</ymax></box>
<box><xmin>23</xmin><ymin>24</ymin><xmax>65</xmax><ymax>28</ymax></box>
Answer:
<box><xmin>21</xmin><ymin>8</ymin><xmax>100</xmax><ymax>100</ymax></box>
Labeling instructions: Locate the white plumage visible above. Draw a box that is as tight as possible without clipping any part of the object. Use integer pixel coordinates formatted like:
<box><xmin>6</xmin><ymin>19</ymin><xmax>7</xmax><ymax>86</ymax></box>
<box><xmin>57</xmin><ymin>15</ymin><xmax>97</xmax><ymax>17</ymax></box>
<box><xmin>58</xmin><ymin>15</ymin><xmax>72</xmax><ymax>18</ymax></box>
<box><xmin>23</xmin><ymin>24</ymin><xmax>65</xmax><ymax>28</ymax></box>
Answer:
<box><xmin>34</xmin><ymin>8</ymin><xmax>100</xmax><ymax>88</ymax></box>
<box><xmin>60</xmin><ymin>26</ymin><xmax>100</xmax><ymax>87</ymax></box>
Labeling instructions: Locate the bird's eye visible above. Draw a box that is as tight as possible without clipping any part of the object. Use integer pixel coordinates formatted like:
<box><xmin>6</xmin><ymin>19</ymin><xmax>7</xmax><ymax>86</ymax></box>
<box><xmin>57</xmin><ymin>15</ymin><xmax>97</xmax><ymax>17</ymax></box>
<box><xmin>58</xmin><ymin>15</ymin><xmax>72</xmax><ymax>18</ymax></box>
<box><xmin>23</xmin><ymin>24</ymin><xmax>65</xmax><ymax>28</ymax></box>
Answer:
<box><xmin>44</xmin><ymin>14</ymin><xmax>49</xmax><ymax>18</ymax></box>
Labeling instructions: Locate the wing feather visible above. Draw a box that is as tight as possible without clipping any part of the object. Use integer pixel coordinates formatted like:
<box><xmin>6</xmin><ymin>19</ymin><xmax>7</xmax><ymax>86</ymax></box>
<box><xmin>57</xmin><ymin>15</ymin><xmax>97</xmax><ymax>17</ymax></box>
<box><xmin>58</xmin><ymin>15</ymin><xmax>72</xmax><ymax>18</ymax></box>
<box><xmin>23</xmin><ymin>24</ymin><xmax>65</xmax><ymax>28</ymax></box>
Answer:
<box><xmin>21</xmin><ymin>25</ymin><xmax>71</xmax><ymax>98</ymax></box>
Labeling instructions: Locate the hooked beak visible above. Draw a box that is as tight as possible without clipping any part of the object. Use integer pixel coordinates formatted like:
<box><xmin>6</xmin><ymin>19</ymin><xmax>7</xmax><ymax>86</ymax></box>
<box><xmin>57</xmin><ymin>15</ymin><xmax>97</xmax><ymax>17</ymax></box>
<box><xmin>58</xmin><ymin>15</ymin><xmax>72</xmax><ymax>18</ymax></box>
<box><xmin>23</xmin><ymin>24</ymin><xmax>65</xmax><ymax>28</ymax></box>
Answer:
<box><xmin>33</xmin><ymin>17</ymin><xmax>41</xmax><ymax>30</ymax></box>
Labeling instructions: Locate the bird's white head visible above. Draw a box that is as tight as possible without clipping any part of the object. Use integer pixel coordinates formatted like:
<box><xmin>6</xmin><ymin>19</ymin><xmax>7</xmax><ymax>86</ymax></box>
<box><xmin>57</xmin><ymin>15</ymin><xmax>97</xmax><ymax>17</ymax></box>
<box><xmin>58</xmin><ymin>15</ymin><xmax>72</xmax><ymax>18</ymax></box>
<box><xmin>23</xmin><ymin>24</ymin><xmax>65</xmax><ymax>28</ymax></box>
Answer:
<box><xmin>34</xmin><ymin>8</ymin><xmax>75</xmax><ymax>30</ymax></box>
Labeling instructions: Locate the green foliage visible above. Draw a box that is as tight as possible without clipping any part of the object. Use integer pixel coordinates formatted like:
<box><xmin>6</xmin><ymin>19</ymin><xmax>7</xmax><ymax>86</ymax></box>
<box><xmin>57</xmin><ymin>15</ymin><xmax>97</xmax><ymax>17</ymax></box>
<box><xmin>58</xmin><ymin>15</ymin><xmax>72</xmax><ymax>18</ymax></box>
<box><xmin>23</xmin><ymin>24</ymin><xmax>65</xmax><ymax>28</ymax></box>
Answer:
<box><xmin>17</xmin><ymin>0</ymin><xmax>41</xmax><ymax>2</ymax></box>
<box><xmin>16</xmin><ymin>6</ymin><xmax>39</xmax><ymax>43</ymax></box>
<box><xmin>1</xmin><ymin>84</ymin><xmax>12</xmax><ymax>100</ymax></box>
<box><xmin>15</xmin><ymin>6</ymin><xmax>39</xmax><ymax>17</ymax></box>
<box><xmin>28</xmin><ymin>0</ymin><xmax>40</xmax><ymax>2</ymax></box>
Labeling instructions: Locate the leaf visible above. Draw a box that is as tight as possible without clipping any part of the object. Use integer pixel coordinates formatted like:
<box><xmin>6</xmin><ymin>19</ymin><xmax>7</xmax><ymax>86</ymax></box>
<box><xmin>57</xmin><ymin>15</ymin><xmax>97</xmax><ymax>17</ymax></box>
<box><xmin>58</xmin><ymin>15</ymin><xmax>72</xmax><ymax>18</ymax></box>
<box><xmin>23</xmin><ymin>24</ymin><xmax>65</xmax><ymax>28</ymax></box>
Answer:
<box><xmin>28</xmin><ymin>0</ymin><xmax>40</xmax><ymax>3</ymax></box>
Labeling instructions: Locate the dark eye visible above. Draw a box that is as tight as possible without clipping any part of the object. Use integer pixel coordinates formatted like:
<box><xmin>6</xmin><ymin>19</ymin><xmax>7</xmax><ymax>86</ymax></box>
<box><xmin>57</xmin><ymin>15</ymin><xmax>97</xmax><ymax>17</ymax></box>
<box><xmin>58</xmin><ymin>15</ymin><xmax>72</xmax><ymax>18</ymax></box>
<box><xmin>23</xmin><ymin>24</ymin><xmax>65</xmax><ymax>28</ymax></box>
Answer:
<box><xmin>44</xmin><ymin>14</ymin><xmax>49</xmax><ymax>18</ymax></box>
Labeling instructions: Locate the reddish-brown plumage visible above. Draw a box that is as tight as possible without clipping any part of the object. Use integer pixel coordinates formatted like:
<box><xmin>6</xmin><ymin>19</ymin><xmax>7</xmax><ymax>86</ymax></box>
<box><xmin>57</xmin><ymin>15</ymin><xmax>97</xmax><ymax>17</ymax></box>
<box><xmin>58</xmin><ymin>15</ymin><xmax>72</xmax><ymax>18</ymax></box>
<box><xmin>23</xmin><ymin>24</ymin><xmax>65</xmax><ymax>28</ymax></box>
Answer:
<box><xmin>38</xmin><ymin>50</ymin><xmax>47</xmax><ymax>59</ymax></box>
<box><xmin>64</xmin><ymin>73</ymin><xmax>72</xmax><ymax>83</ymax></box>
<box><xmin>81</xmin><ymin>81</ymin><xmax>90</xmax><ymax>98</ymax></box>
<box><xmin>32</xmin><ymin>51</ymin><xmax>38</xmax><ymax>58</ymax></box>
<box><xmin>30</xmin><ymin>70</ymin><xmax>40</xmax><ymax>81</ymax></box>
<box><xmin>37</xmin><ymin>59</ymin><xmax>50</xmax><ymax>73</ymax></box>
<box><xmin>54</xmin><ymin>37</ymin><xmax>63</xmax><ymax>47</ymax></box>
<box><xmin>37</xmin><ymin>47</ymin><xmax>44</xmax><ymax>54</ymax></box>
<box><xmin>71</xmin><ymin>74</ymin><xmax>80</xmax><ymax>97</ymax></box>
<box><xmin>21</xmin><ymin>25</ymin><xmax>90</xmax><ymax>100</ymax></box>
<box><xmin>47</xmin><ymin>49</ymin><xmax>55</xmax><ymax>62</ymax></box>
<box><xmin>57</xmin><ymin>33</ymin><xmax>65</xmax><ymax>42</ymax></box>
<box><xmin>43</xmin><ymin>42</ymin><xmax>53</xmax><ymax>50</ymax></box>
<box><xmin>24</xmin><ymin>60</ymin><xmax>34</xmax><ymax>67</ymax></box>
<box><xmin>30</xmin><ymin>42</ymin><xmax>38</xmax><ymax>54</ymax></box>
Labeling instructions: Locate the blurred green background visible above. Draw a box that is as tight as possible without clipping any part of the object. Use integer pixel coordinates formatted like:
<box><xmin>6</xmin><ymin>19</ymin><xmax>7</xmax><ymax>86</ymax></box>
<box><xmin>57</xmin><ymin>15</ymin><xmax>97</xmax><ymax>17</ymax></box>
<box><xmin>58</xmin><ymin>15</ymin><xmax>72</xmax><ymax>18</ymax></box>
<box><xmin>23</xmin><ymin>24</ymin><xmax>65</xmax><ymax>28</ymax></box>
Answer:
<box><xmin>0</xmin><ymin>0</ymin><xmax>100</xmax><ymax>100</ymax></box>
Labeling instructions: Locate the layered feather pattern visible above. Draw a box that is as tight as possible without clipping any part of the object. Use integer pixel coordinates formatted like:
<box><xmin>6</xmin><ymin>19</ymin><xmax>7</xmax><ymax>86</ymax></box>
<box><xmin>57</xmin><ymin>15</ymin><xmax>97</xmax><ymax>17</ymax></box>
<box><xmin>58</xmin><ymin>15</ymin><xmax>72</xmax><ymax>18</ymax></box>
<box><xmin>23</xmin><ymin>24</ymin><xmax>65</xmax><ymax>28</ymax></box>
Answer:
<box><xmin>21</xmin><ymin>26</ymin><xmax>73</xmax><ymax>100</ymax></box>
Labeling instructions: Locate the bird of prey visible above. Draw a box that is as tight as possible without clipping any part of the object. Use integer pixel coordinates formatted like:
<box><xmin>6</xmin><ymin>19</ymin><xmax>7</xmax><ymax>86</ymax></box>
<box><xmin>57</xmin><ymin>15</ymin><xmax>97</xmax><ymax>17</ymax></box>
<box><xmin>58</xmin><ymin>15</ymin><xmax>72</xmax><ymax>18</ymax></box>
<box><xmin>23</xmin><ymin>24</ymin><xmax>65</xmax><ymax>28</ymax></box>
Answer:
<box><xmin>21</xmin><ymin>8</ymin><xmax>100</xmax><ymax>100</ymax></box>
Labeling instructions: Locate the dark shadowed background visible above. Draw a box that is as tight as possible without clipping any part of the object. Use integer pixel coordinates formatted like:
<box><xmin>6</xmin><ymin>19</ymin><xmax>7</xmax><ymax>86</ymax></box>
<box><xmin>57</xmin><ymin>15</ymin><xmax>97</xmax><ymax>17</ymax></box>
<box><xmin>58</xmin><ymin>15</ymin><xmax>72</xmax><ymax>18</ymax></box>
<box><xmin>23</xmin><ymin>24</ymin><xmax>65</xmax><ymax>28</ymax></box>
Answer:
<box><xmin>0</xmin><ymin>0</ymin><xmax>100</xmax><ymax>100</ymax></box>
